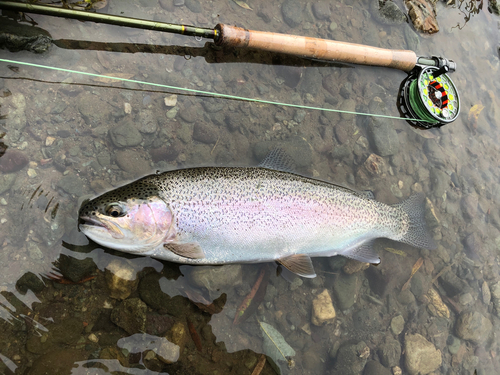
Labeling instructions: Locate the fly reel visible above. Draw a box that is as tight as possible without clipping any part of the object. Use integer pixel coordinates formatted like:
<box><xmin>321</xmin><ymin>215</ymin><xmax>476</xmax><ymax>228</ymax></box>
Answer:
<box><xmin>399</xmin><ymin>57</ymin><xmax>460</xmax><ymax>129</ymax></box>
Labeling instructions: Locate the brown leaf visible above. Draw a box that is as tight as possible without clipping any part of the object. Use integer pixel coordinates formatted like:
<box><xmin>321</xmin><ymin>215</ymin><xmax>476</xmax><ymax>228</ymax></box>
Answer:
<box><xmin>251</xmin><ymin>354</ymin><xmax>266</xmax><ymax>375</ymax></box>
<box><xmin>401</xmin><ymin>257</ymin><xmax>423</xmax><ymax>291</ymax></box>
<box><xmin>468</xmin><ymin>103</ymin><xmax>484</xmax><ymax>131</ymax></box>
<box><xmin>234</xmin><ymin>267</ymin><xmax>269</xmax><ymax>325</ymax></box>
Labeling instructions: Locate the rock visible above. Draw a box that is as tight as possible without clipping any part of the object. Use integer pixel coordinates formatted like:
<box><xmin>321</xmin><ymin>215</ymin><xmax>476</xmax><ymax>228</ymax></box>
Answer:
<box><xmin>404</xmin><ymin>23</ymin><xmax>420</xmax><ymax>51</ymax></box>
<box><xmin>461</xmin><ymin>194</ymin><xmax>478</xmax><ymax>219</ymax></box>
<box><xmin>111</xmin><ymin>298</ymin><xmax>147</xmax><ymax>334</ymax></box>
<box><xmin>137</xmin><ymin>110</ymin><xmax>158</xmax><ymax>134</ymax></box>
<box><xmin>482</xmin><ymin>281</ymin><xmax>491</xmax><ymax>305</ymax></box>
<box><xmin>139</xmin><ymin>273</ymin><xmax>193</xmax><ymax>318</ymax></box>
<box><xmin>185</xmin><ymin>0</ymin><xmax>202</xmax><ymax>13</ymax></box>
<box><xmin>105</xmin><ymin>259</ymin><xmax>140</xmax><ymax>300</ymax></box>
<box><xmin>424</xmin><ymin>139</ymin><xmax>445</xmax><ymax>166</ymax></box>
<box><xmin>157</xmin><ymin>338</ymin><xmax>181</xmax><ymax>364</ymax></box>
<box><xmin>364</xmin><ymin>360</ymin><xmax>392</xmax><ymax>375</ymax></box>
<box><xmin>1</xmin><ymin>93</ymin><xmax>27</xmax><ymax>142</ymax></box>
<box><xmin>0</xmin><ymin>173</ymin><xmax>17</xmax><ymax>195</ymax></box>
<box><xmin>446</xmin><ymin>335</ymin><xmax>461</xmax><ymax>355</ymax></box>
<box><xmin>150</xmin><ymin>144</ymin><xmax>181</xmax><ymax>163</ymax></box>
<box><xmin>404</xmin><ymin>333</ymin><xmax>441</xmax><ymax>375</ymax></box>
<box><xmin>188</xmin><ymin>265</ymin><xmax>242</xmax><ymax>297</ymax></box>
<box><xmin>57</xmin><ymin>249</ymin><xmax>97</xmax><ymax>284</ymax></box>
<box><xmin>281</xmin><ymin>0</ymin><xmax>304</xmax><ymax>28</ymax></box>
<box><xmin>192</xmin><ymin>122</ymin><xmax>218</xmax><ymax>144</ymax></box>
<box><xmin>110</xmin><ymin>120</ymin><xmax>143</xmax><ymax>148</ymax></box>
<box><xmin>390</xmin><ymin>315</ymin><xmax>405</xmax><ymax>335</ymax></box>
<box><xmin>311</xmin><ymin>289</ymin><xmax>336</xmax><ymax>326</ymax></box>
<box><xmin>332</xmin><ymin>272</ymin><xmax>358</xmax><ymax>310</ymax></box>
<box><xmin>353</xmin><ymin>308</ymin><xmax>382</xmax><ymax>333</ymax></box>
<box><xmin>78</xmin><ymin>92</ymin><xmax>111</xmax><ymax>127</ymax></box>
<box><xmin>56</xmin><ymin>173</ymin><xmax>86</xmax><ymax>197</ymax></box>
<box><xmin>300</xmin><ymin>67</ymin><xmax>322</xmax><ymax>96</ymax></box>
<box><xmin>364</xmin><ymin>153</ymin><xmax>388</xmax><ymax>176</ymax></box>
<box><xmin>379</xmin><ymin>337</ymin><xmax>401</xmax><ymax>367</ymax></box>
<box><xmin>371</xmin><ymin>0</ymin><xmax>407</xmax><ymax>25</ymax></box>
<box><xmin>0</xmin><ymin>149</ymin><xmax>29</xmax><ymax>173</ymax></box>
<box><xmin>426</xmin><ymin>288</ymin><xmax>449</xmax><ymax>319</ymax></box>
<box><xmin>366</xmin><ymin>116</ymin><xmax>399</xmax><ymax>156</ymax></box>
<box><xmin>409</xmin><ymin>272</ymin><xmax>430</xmax><ymax>298</ymax></box>
<box><xmin>312</xmin><ymin>2</ymin><xmax>331</xmax><ymax>20</ymax></box>
<box><xmin>159</xmin><ymin>0</ymin><xmax>175</xmax><ymax>11</ymax></box>
<box><xmin>0</xmin><ymin>17</ymin><xmax>52</xmax><ymax>54</ymax></box>
<box><xmin>439</xmin><ymin>269</ymin><xmax>470</xmax><ymax>297</ymax></box>
<box><xmin>332</xmin><ymin>341</ymin><xmax>369</xmax><ymax>375</ymax></box>
<box><xmin>115</xmin><ymin>149</ymin><xmax>151</xmax><ymax>177</ymax></box>
<box><xmin>164</xmin><ymin>95</ymin><xmax>177</xmax><ymax>107</ymax></box>
<box><xmin>201</xmin><ymin>98</ymin><xmax>224</xmax><ymax>113</ymax></box>
<box><xmin>178</xmin><ymin>106</ymin><xmax>198</xmax><ymax>122</ymax></box>
<box><xmin>339</xmin><ymin>98</ymin><xmax>356</xmax><ymax>121</ymax></box>
<box><xmin>16</xmin><ymin>271</ymin><xmax>46</xmax><ymax>294</ymax></box>
<box><xmin>429</xmin><ymin>168</ymin><xmax>449</xmax><ymax>198</ymax></box>
<box><xmin>455</xmin><ymin>311</ymin><xmax>493</xmax><ymax>343</ymax></box>
<box><xmin>405</xmin><ymin>0</ymin><xmax>439</xmax><ymax>34</ymax></box>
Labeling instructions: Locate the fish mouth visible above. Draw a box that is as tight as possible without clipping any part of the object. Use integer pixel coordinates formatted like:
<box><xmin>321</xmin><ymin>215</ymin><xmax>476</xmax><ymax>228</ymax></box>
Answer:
<box><xmin>79</xmin><ymin>216</ymin><xmax>107</xmax><ymax>229</ymax></box>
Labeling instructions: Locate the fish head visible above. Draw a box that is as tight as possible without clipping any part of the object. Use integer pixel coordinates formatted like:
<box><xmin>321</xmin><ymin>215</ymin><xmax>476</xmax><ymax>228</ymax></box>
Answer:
<box><xmin>78</xmin><ymin>182</ymin><xmax>172</xmax><ymax>253</ymax></box>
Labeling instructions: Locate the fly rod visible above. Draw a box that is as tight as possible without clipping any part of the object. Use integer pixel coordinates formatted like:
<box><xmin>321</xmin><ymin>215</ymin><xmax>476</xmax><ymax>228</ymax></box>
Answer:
<box><xmin>0</xmin><ymin>1</ymin><xmax>460</xmax><ymax>128</ymax></box>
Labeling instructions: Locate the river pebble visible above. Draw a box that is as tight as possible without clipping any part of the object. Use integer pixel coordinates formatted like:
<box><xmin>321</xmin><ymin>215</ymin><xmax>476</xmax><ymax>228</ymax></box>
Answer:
<box><xmin>404</xmin><ymin>333</ymin><xmax>442</xmax><ymax>375</ymax></box>
<box><xmin>281</xmin><ymin>0</ymin><xmax>304</xmax><ymax>28</ymax></box>
<box><xmin>455</xmin><ymin>311</ymin><xmax>493</xmax><ymax>343</ymax></box>
<box><xmin>311</xmin><ymin>289</ymin><xmax>336</xmax><ymax>326</ymax></box>
<box><xmin>111</xmin><ymin>298</ymin><xmax>147</xmax><ymax>334</ymax></box>
<box><xmin>105</xmin><ymin>259</ymin><xmax>140</xmax><ymax>300</ymax></box>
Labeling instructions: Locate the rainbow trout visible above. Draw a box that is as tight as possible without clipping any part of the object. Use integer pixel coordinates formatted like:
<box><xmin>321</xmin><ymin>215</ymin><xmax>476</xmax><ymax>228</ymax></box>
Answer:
<box><xmin>79</xmin><ymin>150</ymin><xmax>436</xmax><ymax>277</ymax></box>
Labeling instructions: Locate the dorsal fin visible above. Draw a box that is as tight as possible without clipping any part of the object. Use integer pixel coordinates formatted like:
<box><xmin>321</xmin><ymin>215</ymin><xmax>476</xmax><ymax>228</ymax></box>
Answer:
<box><xmin>258</xmin><ymin>148</ymin><xmax>296</xmax><ymax>173</ymax></box>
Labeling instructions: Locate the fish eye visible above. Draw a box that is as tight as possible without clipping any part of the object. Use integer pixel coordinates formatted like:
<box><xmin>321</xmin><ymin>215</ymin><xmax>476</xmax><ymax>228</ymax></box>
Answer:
<box><xmin>105</xmin><ymin>204</ymin><xmax>125</xmax><ymax>218</ymax></box>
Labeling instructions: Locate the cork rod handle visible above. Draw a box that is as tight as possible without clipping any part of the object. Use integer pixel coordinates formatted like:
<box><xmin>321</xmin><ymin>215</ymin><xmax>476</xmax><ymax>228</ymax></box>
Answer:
<box><xmin>215</xmin><ymin>24</ymin><xmax>417</xmax><ymax>72</ymax></box>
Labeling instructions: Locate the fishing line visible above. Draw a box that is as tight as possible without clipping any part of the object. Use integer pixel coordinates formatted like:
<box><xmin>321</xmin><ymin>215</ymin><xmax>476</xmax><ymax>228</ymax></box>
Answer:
<box><xmin>0</xmin><ymin>58</ymin><xmax>429</xmax><ymax>123</ymax></box>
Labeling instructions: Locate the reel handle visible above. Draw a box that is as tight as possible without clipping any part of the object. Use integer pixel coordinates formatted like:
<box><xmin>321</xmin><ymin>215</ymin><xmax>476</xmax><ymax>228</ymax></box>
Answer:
<box><xmin>215</xmin><ymin>23</ymin><xmax>418</xmax><ymax>72</ymax></box>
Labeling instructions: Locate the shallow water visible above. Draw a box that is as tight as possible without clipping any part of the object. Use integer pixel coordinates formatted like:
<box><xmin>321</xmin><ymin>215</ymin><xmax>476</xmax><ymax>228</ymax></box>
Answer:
<box><xmin>0</xmin><ymin>0</ymin><xmax>499</xmax><ymax>374</ymax></box>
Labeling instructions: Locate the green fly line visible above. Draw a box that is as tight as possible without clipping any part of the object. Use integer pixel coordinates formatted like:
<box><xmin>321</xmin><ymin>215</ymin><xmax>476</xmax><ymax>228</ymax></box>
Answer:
<box><xmin>409</xmin><ymin>79</ymin><xmax>439</xmax><ymax>125</ymax></box>
<box><xmin>0</xmin><ymin>58</ymin><xmax>430</xmax><ymax>123</ymax></box>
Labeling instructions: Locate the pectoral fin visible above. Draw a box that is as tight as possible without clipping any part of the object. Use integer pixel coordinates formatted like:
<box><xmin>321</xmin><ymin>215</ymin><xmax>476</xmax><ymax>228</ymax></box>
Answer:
<box><xmin>164</xmin><ymin>242</ymin><xmax>205</xmax><ymax>259</ymax></box>
<box><xmin>277</xmin><ymin>254</ymin><xmax>316</xmax><ymax>278</ymax></box>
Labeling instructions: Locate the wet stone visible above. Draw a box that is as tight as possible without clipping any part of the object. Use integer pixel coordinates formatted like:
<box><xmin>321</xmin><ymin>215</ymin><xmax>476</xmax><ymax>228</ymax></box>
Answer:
<box><xmin>282</xmin><ymin>0</ymin><xmax>304</xmax><ymax>28</ymax></box>
<box><xmin>332</xmin><ymin>341</ymin><xmax>369</xmax><ymax>375</ymax></box>
<box><xmin>185</xmin><ymin>0</ymin><xmax>202</xmax><ymax>13</ymax></box>
<box><xmin>188</xmin><ymin>264</ymin><xmax>242</xmax><ymax>297</ymax></box>
<box><xmin>430</xmin><ymin>168</ymin><xmax>450</xmax><ymax>198</ymax></box>
<box><xmin>137</xmin><ymin>110</ymin><xmax>158</xmax><ymax>134</ymax></box>
<box><xmin>192</xmin><ymin>122</ymin><xmax>218</xmax><ymax>144</ymax></box>
<box><xmin>16</xmin><ymin>271</ymin><xmax>46</xmax><ymax>294</ymax></box>
<box><xmin>105</xmin><ymin>259</ymin><xmax>140</xmax><ymax>300</ymax></box>
<box><xmin>461</xmin><ymin>194</ymin><xmax>478</xmax><ymax>219</ymax></box>
<box><xmin>378</xmin><ymin>337</ymin><xmax>401</xmax><ymax>367</ymax></box>
<box><xmin>0</xmin><ymin>149</ymin><xmax>29</xmax><ymax>173</ymax></box>
<box><xmin>390</xmin><ymin>315</ymin><xmax>405</xmax><ymax>335</ymax></box>
<box><xmin>0</xmin><ymin>173</ymin><xmax>17</xmax><ymax>195</ymax></box>
<box><xmin>424</xmin><ymin>139</ymin><xmax>446</xmax><ymax>166</ymax></box>
<box><xmin>111</xmin><ymin>298</ymin><xmax>147</xmax><ymax>334</ymax></box>
<box><xmin>110</xmin><ymin>121</ymin><xmax>143</xmax><ymax>148</ymax></box>
<box><xmin>404</xmin><ymin>333</ymin><xmax>442</xmax><ymax>375</ymax></box>
<box><xmin>201</xmin><ymin>98</ymin><xmax>224</xmax><ymax>113</ymax></box>
<box><xmin>332</xmin><ymin>272</ymin><xmax>357</xmax><ymax>310</ymax></box>
<box><xmin>311</xmin><ymin>289</ymin><xmax>336</xmax><ymax>326</ymax></box>
<box><xmin>366</xmin><ymin>116</ymin><xmax>399</xmax><ymax>157</ymax></box>
<box><xmin>455</xmin><ymin>311</ymin><xmax>493</xmax><ymax>344</ymax></box>
<box><xmin>312</xmin><ymin>2</ymin><xmax>331</xmax><ymax>20</ymax></box>
<box><xmin>404</xmin><ymin>24</ymin><xmax>420</xmax><ymax>51</ymax></box>
<box><xmin>56</xmin><ymin>173</ymin><xmax>86</xmax><ymax>197</ymax></box>
<box><xmin>178</xmin><ymin>106</ymin><xmax>197</xmax><ymax>122</ymax></box>
<box><xmin>364</xmin><ymin>360</ymin><xmax>392</xmax><ymax>375</ymax></box>
<box><xmin>159</xmin><ymin>0</ymin><xmax>176</xmax><ymax>10</ymax></box>
<box><xmin>371</xmin><ymin>0</ymin><xmax>407</xmax><ymax>25</ymax></box>
<box><xmin>115</xmin><ymin>149</ymin><xmax>151</xmax><ymax>177</ymax></box>
<box><xmin>410</xmin><ymin>272</ymin><xmax>430</xmax><ymax>298</ymax></box>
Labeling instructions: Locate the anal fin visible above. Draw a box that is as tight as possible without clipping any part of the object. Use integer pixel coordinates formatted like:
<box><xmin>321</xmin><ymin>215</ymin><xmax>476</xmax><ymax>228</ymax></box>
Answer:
<box><xmin>164</xmin><ymin>242</ymin><xmax>205</xmax><ymax>259</ymax></box>
<box><xmin>342</xmin><ymin>240</ymin><xmax>380</xmax><ymax>264</ymax></box>
<box><xmin>277</xmin><ymin>254</ymin><xmax>316</xmax><ymax>278</ymax></box>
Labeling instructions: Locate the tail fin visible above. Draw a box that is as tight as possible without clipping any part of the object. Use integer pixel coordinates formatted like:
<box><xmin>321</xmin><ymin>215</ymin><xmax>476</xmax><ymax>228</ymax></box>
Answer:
<box><xmin>393</xmin><ymin>194</ymin><xmax>437</xmax><ymax>250</ymax></box>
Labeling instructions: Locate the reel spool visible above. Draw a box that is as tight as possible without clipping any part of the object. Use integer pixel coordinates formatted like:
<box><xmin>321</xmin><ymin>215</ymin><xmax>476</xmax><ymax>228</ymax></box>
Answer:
<box><xmin>399</xmin><ymin>58</ymin><xmax>460</xmax><ymax>129</ymax></box>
